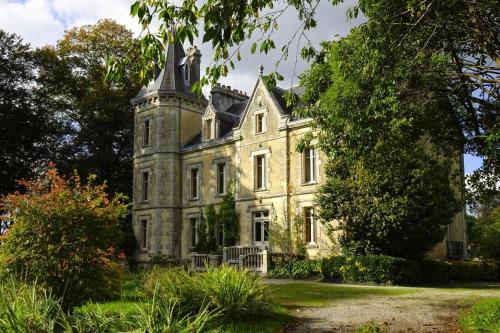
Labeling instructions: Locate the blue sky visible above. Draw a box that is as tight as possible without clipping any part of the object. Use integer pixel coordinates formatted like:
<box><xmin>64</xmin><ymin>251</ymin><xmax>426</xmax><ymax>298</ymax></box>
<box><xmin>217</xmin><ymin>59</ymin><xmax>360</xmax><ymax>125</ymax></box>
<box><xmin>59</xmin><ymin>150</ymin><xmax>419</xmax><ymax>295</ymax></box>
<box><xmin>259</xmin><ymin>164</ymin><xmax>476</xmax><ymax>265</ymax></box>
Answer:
<box><xmin>0</xmin><ymin>0</ymin><xmax>483</xmax><ymax>174</ymax></box>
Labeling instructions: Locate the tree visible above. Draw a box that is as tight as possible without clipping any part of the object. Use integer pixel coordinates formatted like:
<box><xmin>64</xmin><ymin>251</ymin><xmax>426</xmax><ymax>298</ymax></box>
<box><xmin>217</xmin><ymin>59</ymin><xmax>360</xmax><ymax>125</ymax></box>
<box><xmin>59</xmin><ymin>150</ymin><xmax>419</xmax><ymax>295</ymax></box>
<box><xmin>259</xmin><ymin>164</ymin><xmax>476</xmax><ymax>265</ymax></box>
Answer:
<box><xmin>297</xmin><ymin>24</ymin><xmax>463</xmax><ymax>258</ymax></box>
<box><xmin>48</xmin><ymin>19</ymin><xmax>142</xmax><ymax>199</ymax></box>
<box><xmin>468</xmin><ymin>206</ymin><xmax>500</xmax><ymax>260</ymax></box>
<box><xmin>0</xmin><ymin>30</ymin><xmax>62</xmax><ymax>196</ymax></box>
<box><xmin>0</xmin><ymin>164</ymin><xmax>130</xmax><ymax>308</ymax></box>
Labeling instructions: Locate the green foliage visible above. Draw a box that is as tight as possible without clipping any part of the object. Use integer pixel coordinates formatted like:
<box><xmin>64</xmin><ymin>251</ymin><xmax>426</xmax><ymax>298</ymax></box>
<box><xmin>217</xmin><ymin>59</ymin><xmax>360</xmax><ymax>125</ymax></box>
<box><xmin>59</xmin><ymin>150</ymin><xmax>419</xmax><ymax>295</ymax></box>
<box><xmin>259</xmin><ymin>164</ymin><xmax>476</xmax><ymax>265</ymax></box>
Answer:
<box><xmin>194</xmin><ymin>186</ymin><xmax>239</xmax><ymax>253</ymax></box>
<box><xmin>469</xmin><ymin>207</ymin><xmax>500</xmax><ymax>260</ymax></box>
<box><xmin>0</xmin><ymin>166</ymin><xmax>130</xmax><ymax>309</ymax></box>
<box><xmin>299</xmin><ymin>25</ymin><xmax>462</xmax><ymax>259</ymax></box>
<box><xmin>141</xmin><ymin>265</ymin><xmax>271</xmax><ymax>320</ymax></box>
<box><xmin>0</xmin><ymin>30</ymin><xmax>63</xmax><ymax>196</ymax></box>
<box><xmin>218</xmin><ymin>185</ymin><xmax>239</xmax><ymax>247</ymax></box>
<box><xmin>269</xmin><ymin>200</ymin><xmax>307</xmax><ymax>258</ymax></box>
<box><xmin>320</xmin><ymin>255</ymin><xmax>500</xmax><ymax>285</ymax></box>
<box><xmin>0</xmin><ymin>280</ymin><xmax>62</xmax><ymax>332</ymax></box>
<box><xmin>0</xmin><ymin>278</ymin><xmax>218</xmax><ymax>332</ymax></box>
<box><xmin>204</xmin><ymin>204</ymin><xmax>218</xmax><ymax>252</ymax></box>
<box><xmin>269</xmin><ymin>259</ymin><xmax>321</xmax><ymax>279</ymax></box>
<box><xmin>460</xmin><ymin>298</ymin><xmax>500</xmax><ymax>333</ymax></box>
<box><xmin>355</xmin><ymin>322</ymin><xmax>387</xmax><ymax>333</ymax></box>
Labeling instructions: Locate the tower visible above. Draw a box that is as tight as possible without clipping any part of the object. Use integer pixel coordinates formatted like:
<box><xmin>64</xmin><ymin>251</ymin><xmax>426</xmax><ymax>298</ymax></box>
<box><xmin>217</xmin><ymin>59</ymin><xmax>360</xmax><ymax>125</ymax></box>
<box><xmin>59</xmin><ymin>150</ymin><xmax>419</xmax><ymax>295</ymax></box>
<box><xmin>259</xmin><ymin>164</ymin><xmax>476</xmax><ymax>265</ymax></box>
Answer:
<box><xmin>131</xmin><ymin>43</ymin><xmax>206</xmax><ymax>264</ymax></box>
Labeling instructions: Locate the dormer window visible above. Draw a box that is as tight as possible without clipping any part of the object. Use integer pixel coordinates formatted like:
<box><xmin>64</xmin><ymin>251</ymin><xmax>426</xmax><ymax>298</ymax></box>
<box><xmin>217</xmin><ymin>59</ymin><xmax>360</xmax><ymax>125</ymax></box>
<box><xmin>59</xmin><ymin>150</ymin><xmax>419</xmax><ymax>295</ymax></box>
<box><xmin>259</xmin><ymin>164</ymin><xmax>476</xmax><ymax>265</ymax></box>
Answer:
<box><xmin>184</xmin><ymin>63</ymin><xmax>190</xmax><ymax>84</ymax></box>
<box><xmin>204</xmin><ymin>119</ymin><xmax>213</xmax><ymax>140</ymax></box>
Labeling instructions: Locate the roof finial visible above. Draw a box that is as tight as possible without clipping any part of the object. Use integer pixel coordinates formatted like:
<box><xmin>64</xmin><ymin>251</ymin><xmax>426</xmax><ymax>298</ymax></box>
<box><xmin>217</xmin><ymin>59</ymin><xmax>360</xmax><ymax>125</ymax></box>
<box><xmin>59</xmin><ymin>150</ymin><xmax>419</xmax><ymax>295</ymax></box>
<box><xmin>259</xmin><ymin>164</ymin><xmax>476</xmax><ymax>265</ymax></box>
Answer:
<box><xmin>258</xmin><ymin>64</ymin><xmax>264</xmax><ymax>76</ymax></box>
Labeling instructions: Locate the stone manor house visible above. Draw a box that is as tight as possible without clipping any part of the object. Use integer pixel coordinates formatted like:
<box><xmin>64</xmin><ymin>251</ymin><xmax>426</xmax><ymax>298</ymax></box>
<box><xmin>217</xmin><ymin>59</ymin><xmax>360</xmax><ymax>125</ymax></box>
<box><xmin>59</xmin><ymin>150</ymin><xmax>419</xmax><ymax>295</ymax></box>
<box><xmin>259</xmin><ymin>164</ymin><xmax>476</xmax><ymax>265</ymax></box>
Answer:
<box><xmin>132</xmin><ymin>43</ymin><xmax>467</xmax><ymax>264</ymax></box>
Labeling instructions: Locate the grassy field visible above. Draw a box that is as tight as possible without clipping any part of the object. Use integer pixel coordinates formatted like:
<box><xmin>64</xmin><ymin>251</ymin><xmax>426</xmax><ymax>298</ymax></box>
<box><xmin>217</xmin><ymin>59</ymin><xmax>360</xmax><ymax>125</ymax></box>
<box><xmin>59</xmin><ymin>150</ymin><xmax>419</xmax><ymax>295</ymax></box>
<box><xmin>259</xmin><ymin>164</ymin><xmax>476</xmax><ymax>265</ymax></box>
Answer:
<box><xmin>79</xmin><ymin>274</ymin><xmax>500</xmax><ymax>332</ymax></box>
<box><xmin>459</xmin><ymin>297</ymin><xmax>500</xmax><ymax>333</ymax></box>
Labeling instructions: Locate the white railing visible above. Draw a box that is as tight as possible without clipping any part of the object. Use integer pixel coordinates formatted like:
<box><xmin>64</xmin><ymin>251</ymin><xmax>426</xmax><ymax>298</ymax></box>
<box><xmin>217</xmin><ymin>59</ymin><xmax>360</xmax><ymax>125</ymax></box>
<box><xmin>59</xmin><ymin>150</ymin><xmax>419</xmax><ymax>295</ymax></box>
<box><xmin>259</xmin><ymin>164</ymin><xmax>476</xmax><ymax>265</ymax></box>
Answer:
<box><xmin>191</xmin><ymin>253</ymin><xmax>209</xmax><ymax>271</ymax></box>
<box><xmin>240</xmin><ymin>250</ymin><xmax>269</xmax><ymax>274</ymax></box>
<box><xmin>192</xmin><ymin>246</ymin><xmax>269</xmax><ymax>274</ymax></box>
<box><xmin>223</xmin><ymin>246</ymin><xmax>262</xmax><ymax>263</ymax></box>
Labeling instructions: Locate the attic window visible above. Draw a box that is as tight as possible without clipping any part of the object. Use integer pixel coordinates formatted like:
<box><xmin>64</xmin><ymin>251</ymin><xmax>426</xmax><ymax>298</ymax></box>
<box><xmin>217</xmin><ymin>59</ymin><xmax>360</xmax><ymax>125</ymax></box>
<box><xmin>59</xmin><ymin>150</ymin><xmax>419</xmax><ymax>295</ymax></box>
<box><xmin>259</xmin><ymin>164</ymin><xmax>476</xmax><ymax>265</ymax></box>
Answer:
<box><xmin>205</xmin><ymin>119</ymin><xmax>213</xmax><ymax>140</ymax></box>
<box><xmin>184</xmin><ymin>63</ymin><xmax>190</xmax><ymax>83</ymax></box>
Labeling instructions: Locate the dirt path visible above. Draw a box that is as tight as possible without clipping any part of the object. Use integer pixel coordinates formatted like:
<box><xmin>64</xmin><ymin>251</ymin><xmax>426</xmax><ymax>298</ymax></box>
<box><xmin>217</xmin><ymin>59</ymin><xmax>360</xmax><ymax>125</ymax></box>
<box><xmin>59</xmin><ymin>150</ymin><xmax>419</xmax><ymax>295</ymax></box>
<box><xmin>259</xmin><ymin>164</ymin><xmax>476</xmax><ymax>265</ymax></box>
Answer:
<box><xmin>284</xmin><ymin>285</ymin><xmax>500</xmax><ymax>333</ymax></box>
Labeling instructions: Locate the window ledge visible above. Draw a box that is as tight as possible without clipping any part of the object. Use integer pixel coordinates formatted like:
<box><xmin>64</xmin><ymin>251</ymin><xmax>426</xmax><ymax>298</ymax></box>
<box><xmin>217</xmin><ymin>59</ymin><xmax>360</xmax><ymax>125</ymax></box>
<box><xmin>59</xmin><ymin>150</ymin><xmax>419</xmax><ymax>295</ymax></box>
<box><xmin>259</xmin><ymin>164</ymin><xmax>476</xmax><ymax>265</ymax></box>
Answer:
<box><xmin>306</xmin><ymin>243</ymin><xmax>318</xmax><ymax>249</ymax></box>
<box><xmin>215</xmin><ymin>193</ymin><xmax>226</xmax><ymax>198</ymax></box>
<box><xmin>301</xmin><ymin>181</ymin><xmax>318</xmax><ymax>186</ymax></box>
<box><xmin>188</xmin><ymin>198</ymin><xmax>200</xmax><ymax>202</ymax></box>
<box><xmin>253</xmin><ymin>188</ymin><xmax>269</xmax><ymax>193</ymax></box>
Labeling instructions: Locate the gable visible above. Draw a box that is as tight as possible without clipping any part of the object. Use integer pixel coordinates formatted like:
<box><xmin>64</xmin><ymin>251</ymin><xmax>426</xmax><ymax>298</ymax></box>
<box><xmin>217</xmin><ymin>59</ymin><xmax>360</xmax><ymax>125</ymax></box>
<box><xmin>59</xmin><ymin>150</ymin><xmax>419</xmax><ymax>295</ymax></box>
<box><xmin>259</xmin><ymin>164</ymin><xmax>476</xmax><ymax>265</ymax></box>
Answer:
<box><xmin>237</xmin><ymin>78</ymin><xmax>290</xmax><ymax>138</ymax></box>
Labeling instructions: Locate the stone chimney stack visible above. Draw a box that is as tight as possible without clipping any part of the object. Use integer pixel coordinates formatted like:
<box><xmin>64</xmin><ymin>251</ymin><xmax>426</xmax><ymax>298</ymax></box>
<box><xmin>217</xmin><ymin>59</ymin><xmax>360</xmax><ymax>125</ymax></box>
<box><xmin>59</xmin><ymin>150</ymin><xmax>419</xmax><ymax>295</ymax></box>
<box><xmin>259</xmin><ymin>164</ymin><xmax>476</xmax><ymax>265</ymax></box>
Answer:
<box><xmin>210</xmin><ymin>83</ymin><xmax>248</xmax><ymax>111</ymax></box>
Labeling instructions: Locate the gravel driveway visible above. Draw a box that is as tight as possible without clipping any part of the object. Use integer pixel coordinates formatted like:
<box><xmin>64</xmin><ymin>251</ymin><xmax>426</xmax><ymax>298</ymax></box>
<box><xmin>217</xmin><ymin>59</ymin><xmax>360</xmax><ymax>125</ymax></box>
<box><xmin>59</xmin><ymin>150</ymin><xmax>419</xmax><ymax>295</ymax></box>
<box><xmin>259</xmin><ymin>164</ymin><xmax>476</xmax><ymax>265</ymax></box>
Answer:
<box><xmin>283</xmin><ymin>283</ymin><xmax>500</xmax><ymax>333</ymax></box>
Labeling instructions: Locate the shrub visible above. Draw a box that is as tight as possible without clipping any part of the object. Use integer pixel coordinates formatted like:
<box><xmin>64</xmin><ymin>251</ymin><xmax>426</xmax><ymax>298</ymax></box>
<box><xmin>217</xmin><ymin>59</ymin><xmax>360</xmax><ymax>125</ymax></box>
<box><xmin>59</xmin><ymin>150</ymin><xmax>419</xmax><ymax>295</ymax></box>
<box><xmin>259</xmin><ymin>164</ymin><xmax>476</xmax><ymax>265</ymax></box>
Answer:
<box><xmin>459</xmin><ymin>298</ymin><xmax>500</xmax><ymax>333</ymax></box>
<box><xmin>200</xmin><ymin>264</ymin><xmax>270</xmax><ymax>318</ymax></box>
<box><xmin>321</xmin><ymin>255</ymin><xmax>500</xmax><ymax>285</ymax></box>
<box><xmin>141</xmin><ymin>265</ymin><xmax>271</xmax><ymax>319</ymax></box>
<box><xmin>269</xmin><ymin>259</ymin><xmax>321</xmax><ymax>279</ymax></box>
<box><xmin>0</xmin><ymin>165</ymin><xmax>129</xmax><ymax>309</ymax></box>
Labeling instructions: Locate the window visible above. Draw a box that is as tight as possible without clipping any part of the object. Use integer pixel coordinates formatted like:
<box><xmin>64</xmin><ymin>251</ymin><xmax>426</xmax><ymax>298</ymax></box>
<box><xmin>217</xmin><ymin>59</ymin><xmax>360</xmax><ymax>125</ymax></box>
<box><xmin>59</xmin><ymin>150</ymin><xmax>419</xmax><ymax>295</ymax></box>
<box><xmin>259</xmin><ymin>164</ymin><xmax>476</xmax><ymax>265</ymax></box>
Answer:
<box><xmin>190</xmin><ymin>168</ymin><xmax>199</xmax><ymax>199</ymax></box>
<box><xmin>184</xmin><ymin>63</ymin><xmax>190</xmax><ymax>83</ymax></box>
<box><xmin>253</xmin><ymin>211</ymin><xmax>269</xmax><ymax>246</ymax></box>
<box><xmin>190</xmin><ymin>217</ymin><xmax>198</xmax><ymax>248</ymax></box>
<box><xmin>217</xmin><ymin>162</ymin><xmax>226</xmax><ymax>195</ymax></box>
<box><xmin>205</xmin><ymin>119</ymin><xmax>212</xmax><ymax>140</ymax></box>
<box><xmin>255</xmin><ymin>155</ymin><xmax>266</xmax><ymax>190</ymax></box>
<box><xmin>304</xmin><ymin>207</ymin><xmax>316</xmax><ymax>244</ymax></box>
<box><xmin>142</xmin><ymin>171</ymin><xmax>149</xmax><ymax>202</ymax></box>
<box><xmin>142</xmin><ymin>119</ymin><xmax>151</xmax><ymax>147</ymax></box>
<box><xmin>304</xmin><ymin>147</ymin><xmax>317</xmax><ymax>183</ymax></box>
<box><xmin>140</xmin><ymin>218</ymin><xmax>148</xmax><ymax>250</ymax></box>
<box><xmin>256</xmin><ymin>113</ymin><xmax>264</xmax><ymax>134</ymax></box>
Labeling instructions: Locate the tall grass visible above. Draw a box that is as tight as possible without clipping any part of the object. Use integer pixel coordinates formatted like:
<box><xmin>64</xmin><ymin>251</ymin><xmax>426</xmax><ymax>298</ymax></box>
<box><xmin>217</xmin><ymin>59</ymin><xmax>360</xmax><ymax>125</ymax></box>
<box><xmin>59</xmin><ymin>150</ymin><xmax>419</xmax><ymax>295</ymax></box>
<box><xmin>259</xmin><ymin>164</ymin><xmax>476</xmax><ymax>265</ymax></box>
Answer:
<box><xmin>0</xmin><ymin>279</ymin><xmax>62</xmax><ymax>332</ymax></box>
<box><xmin>0</xmin><ymin>278</ymin><xmax>218</xmax><ymax>332</ymax></box>
<box><xmin>141</xmin><ymin>264</ymin><xmax>272</xmax><ymax>319</ymax></box>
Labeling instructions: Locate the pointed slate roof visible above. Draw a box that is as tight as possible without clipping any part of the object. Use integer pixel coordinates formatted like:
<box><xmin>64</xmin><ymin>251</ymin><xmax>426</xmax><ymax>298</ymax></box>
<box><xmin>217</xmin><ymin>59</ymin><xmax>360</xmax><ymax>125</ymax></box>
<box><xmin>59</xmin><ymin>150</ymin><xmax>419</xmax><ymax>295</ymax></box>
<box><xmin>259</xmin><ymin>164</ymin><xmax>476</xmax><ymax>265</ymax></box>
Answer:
<box><xmin>133</xmin><ymin>42</ymin><xmax>197</xmax><ymax>101</ymax></box>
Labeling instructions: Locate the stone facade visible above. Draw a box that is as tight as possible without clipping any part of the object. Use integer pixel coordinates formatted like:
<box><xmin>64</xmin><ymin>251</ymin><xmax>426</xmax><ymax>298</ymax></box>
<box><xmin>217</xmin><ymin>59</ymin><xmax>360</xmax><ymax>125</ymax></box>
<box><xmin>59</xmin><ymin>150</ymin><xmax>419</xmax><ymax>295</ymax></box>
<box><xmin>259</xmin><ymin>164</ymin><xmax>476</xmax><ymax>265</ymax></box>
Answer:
<box><xmin>132</xmin><ymin>43</ymin><xmax>467</xmax><ymax>264</ymax></box>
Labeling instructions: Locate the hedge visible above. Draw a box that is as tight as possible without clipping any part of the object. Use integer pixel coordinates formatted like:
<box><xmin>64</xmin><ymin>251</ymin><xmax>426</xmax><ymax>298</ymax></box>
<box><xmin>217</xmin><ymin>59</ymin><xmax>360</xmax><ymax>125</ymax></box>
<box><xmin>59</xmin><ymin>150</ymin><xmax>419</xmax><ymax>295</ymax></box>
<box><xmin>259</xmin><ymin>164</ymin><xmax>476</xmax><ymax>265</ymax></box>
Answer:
<box><xmin>321</xmin><ymin>255</ymin><xmax>500</xmax><ymax>285</ymax></box>
<box><xmin>268</xmin><ymin>258</ymin><xmax>321</xmax><ymax>279</ymax></box>
<box><xmin>269</xmin><ymin>255</ymin><xmax>500</xmax><ymax>284</ymax></box>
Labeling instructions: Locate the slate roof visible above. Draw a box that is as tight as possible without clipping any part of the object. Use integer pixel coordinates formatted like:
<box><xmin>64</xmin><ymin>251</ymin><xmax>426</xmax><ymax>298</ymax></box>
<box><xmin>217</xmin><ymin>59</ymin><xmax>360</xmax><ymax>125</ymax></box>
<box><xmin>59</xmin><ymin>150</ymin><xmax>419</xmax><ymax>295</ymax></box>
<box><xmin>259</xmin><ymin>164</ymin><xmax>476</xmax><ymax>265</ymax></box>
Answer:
<box><xmin>133</xmin><ymin>43</ymin><xmax>199</xmax><ymax>100</ymax></box>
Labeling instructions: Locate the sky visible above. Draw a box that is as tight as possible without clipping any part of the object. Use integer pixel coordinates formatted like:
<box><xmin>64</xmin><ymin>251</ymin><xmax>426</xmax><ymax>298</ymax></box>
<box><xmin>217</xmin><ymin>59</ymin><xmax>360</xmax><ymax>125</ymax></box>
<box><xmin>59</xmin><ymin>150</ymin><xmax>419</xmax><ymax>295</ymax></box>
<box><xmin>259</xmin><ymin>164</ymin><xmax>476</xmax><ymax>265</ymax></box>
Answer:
<box><xmin>0</xmin><ymin>0</ymin><xmax>483</xmax><ymax>174</ymax></box>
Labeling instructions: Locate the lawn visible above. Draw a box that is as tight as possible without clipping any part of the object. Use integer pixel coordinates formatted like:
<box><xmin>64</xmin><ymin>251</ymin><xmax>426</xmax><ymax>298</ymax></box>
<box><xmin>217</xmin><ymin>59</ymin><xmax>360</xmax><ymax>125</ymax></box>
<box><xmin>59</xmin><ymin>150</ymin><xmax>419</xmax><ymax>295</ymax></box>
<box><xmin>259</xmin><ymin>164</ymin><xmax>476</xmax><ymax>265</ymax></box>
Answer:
<box><xmin>79</xmin><ymin>275</ymin><xmax>420</xmax><ymax>332</ymax></box>
<box><xmin>269</xmin><ymin>281</ymin><xmax>419</xmax><ymax>308</ymax></box>
<box><xmin>78</xmin><ymin>274</ymin><xmax>500</xmax><ymax>333</ymax></box>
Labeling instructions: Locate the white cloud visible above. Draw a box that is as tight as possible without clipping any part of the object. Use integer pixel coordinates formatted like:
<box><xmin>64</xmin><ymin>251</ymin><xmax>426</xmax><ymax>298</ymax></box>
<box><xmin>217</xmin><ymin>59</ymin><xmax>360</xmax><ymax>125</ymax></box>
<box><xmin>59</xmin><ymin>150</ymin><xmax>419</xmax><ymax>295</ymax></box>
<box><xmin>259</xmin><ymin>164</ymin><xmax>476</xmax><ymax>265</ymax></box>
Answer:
<box><xmin>0</xmin><ymin>0</ymin><xmax>142</xmax><ymax>47</ymax></box>
<box><xmin>0</xmin><ymin>0</ymin><xmax>64</xmax><ymax>47</ymax></box>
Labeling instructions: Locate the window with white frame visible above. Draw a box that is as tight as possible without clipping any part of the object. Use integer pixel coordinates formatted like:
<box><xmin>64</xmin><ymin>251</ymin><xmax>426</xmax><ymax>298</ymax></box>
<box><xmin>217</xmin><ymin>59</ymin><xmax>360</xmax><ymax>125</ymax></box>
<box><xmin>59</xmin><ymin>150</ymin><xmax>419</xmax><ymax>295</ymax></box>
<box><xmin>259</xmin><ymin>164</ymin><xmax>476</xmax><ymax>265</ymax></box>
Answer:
<box><xmin>205</xmin><ymin>119</ymin><xmax>213</xmax><ymax>140</ymax></box>
<box><xmin>216</xmin><ymin>162</ymin><xmax>226</xmax><ymax>195</ymax></box>
<box><xmin>255</xmin><ymin>112</ymin><xmax>265</xmax><ymax>134</ymax></box>
<box><xmin>190</xmin><ymin>168</ymin><xmax>200</xmax><ymax>200</ymax></box>
<box><xmin>303</xmin><ymin>147</ymin><xmax>317</xmax><ymax>183</ymax></box>
<box><xmin>255</xmin><ymin>154</ymin><xmax>266</xmax><ymax>190</ymax></box>
<box><xmin>142</xmin><ymin>119</ymin><xmax>151</xmax><ymax>147</ymax></box>
<box><xmin>304</xmin><ymin>207</ymin><xmax>316</xmax><ymax>244</ymax></box>
<box><xmin>140</xmin><ymin>218</ymin><xmax>148</xmax><ymax>250</ymax></box>
<box><xmin>141</xmin><ymin>171</ymin><xmax>150</xmax><ymax>202</ymax></box>
<box><xmin>190</xmin><ymin>217</ymin><xmax>198</xmax><ymax>248</ymax></box>
<box><xmin>253</xmin><ymin>211</ymin><xmax>269</xmax><ymax>246</ymax></box>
